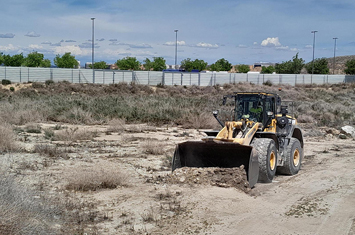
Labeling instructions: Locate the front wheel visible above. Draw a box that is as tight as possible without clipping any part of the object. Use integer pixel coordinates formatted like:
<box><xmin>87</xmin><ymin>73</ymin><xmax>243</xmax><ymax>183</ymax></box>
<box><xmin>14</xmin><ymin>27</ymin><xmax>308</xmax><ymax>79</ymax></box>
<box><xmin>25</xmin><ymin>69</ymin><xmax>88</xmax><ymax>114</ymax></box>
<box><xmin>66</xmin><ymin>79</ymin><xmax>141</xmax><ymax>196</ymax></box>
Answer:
<box><xmin>277</xmin><ymin>138</ymin><xmax>303</xmax><ymax>175</ymax></box>
<box><xmin>251</xmin><ymin>138</ymin><xmax>278</xmax><ymax>183</ymax></box>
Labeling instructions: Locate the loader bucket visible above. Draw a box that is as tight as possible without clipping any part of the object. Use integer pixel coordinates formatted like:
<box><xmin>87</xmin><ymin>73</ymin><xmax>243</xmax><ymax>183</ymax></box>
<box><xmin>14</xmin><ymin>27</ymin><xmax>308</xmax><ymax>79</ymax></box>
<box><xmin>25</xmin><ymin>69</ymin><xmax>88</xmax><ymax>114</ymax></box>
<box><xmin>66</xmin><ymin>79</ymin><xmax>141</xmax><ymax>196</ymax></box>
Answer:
<box><xmin>172</xmin><ymin>141</ymin><xmax>259</xmax><ymax>188</ymax></box>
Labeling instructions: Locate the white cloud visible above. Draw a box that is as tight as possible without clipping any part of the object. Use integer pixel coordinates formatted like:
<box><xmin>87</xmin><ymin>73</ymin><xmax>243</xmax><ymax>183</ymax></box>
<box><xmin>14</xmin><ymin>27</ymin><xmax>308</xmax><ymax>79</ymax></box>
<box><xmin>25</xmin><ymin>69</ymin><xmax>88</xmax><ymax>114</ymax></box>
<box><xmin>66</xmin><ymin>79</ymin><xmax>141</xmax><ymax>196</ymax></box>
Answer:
<box><xmin>304</xmin><ymin>45</ymin><xmax>313</xmax><ymax>49</ymax></box>
<box><xmin>28</xmin><ymin>44</ymin><xmax>43</xmax><ymax>50</ymax></box>
<box><xmin>128</xmin><ymin>43</ymin><xmax>152</xmax><ymax>49</ymax></box>
<box><xmin>163</xmin><ymin>41</ymin><xmax>186</xmax><ymax>46</ymax></box>
<box><xmin>65</xmin><ymin>40</ymin><xmax>76</xmax><ymax>42</ymax></box>
<box><xmin>54</xmin><ymin>45</ymin><xmax>89</xmax><ymax>56</ymax></box>
<box><xmin>238</xmin><ymin>44</ymin><xmax>248</xmax><ymax>48</ymax></box>
<box><xmin>290</xmin><ymin>48</ymin><xmax>298</xmax><ymax>51</ymax></box>
<box><xmin>261</xmin><ymin>37</ymin><xmax>281</xmax><ymax>47</ymax></box>
<box><xmin>25</xmin><ymin>31</ymin><xmax>41</xmax><ymax>37</ymax></box>
<box><xmin>0</xmin><ymin>44</ymin><xmax>18</xmax><ymax>51</ymax></box>
<box><xmin>41</xmin><ymin>41</ymin><xmax>52</xmax><ymax>44</ymax></box>
<box><xmin>194</xmin><ymin>42</ymin><xmax>219</xmax><ymax>48</ymax></box>
<box><xmin>275</xmin><ymin>46</ymin><xmax>289</xmax><ymax>50</ymax></box>
<box><xmin>0</xmin><ymin>33</ymin><xmax>15</xmax><ymax>38</ymax></box>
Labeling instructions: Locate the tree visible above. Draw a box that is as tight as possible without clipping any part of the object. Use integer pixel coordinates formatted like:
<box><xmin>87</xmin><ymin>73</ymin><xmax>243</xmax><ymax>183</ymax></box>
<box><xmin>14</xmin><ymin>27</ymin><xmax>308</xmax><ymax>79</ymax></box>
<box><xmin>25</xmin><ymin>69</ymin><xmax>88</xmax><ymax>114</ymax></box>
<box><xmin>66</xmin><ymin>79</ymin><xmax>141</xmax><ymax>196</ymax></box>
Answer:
<box><xmin>23</xmin><ymin>51</ymin><xmax>51</xmax><ymax>67</ymax></box>
<box><xmin>0</xmin><ymin>53</ymin><xmax>3</xmax><ymax>65</ymax></box>
<box><xmin>3</xmin><ymin>53</ymin><xmax>25</xmax><ymax>67</ymax></box>
<box><xmin>116</xmin><ymin>57</ymin><xmax>141</xmax><ymax>70</ymax></box>
<box><xmin>143</xmin><ymin>58</ymin><xmax>153</xmax><ymax>71</ymax></box>
<box><xmin>41</xmin><ymin>59</ymin><xmax>51</xmax><ymax>68</ymax></box>
<box><xmin>151</xmin><ymin>57</ymin><xmax>166</xmax><ymax>71</ymax></box>
<box><xmin>305</xmin><ymin>58</ymin><xmax>329</xmax><ymax>74</ymax></box>
<box><xmin>236</xmin><ymin>64</ymin><xmax>250</xmax><ymax>73</ymax></box>
<box><xmin>261</xmin><ymin>65</ymin><xmax>275</xmax><ymax>74</ymax></box>
<box><xmin>54</xmin><ymin>52</ymin><xmax>79</xmax><ymax>68</ymax></box>
<box><xmin>210</xmin><ymin>58</ymin><xmax>232</xmax><ymax>71</ymax></box>
<box><xmin>89</xmin><ymin>61</ymin><xmax>108</xmax><ymax>69</ymax></box>
<box><xmin>344</xmin><ymin>59</ymin><xmax>355</xmax><ymax>75</ymax></box>
<box><xmin>180</xmin><ymin>58</ymin><xmax>207</xmax><ymax>72</ymax></box>
<box><xmin>275</xmin><ymin>53</ymin><xmax>304</xmax><ymax>74</ymax></box>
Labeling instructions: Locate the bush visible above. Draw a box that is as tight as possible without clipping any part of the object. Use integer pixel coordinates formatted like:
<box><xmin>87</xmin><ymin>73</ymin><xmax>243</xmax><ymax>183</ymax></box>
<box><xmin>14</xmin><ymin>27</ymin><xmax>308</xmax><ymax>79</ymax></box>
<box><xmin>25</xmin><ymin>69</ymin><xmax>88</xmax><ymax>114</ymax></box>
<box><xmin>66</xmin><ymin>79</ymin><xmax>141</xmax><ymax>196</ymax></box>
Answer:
<box><xmin>45</xmin><ymin>79</ymin><xmax>54</xmax><ymax>86</ymax></box>
<box><xmin>0</xmin><ymin>123</ymin><xmax>18</xmax><ymax>152</ymax></box>
<box><xmin>65</xmin><ymin>165</ymin><xmax>129</xmax><ymax>191</ymax></box>
<box><xmin>0</xmin><ymin>173</ymin><xmax>61</xmax><ymax>234</ymax></box>
<box><xmin>1</xmin><ymin>79</ymin><xmax>11</xmax><ymax>85</ymax></box>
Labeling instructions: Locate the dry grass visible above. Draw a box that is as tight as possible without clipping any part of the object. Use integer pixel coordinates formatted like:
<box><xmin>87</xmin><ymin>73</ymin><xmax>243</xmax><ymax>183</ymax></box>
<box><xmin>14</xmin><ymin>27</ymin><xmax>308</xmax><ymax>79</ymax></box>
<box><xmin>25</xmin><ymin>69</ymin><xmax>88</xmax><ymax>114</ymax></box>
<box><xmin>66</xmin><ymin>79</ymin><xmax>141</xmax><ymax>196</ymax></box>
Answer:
<box><xmin>141</xmin><ymin>139</ymin><xmax>165</xmax><ymax>155</ymax></box>
<box><xmin>180</xmin><ymin>111</ymin><xmax>220</xmax><ymax>129</ymax></box>
<box><xmin>33</xmin><ymin>144</ymin><xmax>69</xmax><ymax>159</ymax></box>
<box><xmin>53</xmin><ymin>127</ymin><xmax>98</xmax><ymax>142</ymax></box>
<box><xmin>0</xmin><ymin>173</ymin><xmax>61</xmax><ymax>234</ymax></box>
<box><xmin>106</xmin><ymin>118</ymin><xmax>126</xmax><ymax>133</ymax></box>
<box><xmin>0</xmin><ymin>123</ymin><xmax>19</xmax><ymax>152</ymax></box>
<box><xmin>65</xmin><ymin>165</ymin><xmax>130</xmax><ymax>191</ymax></box>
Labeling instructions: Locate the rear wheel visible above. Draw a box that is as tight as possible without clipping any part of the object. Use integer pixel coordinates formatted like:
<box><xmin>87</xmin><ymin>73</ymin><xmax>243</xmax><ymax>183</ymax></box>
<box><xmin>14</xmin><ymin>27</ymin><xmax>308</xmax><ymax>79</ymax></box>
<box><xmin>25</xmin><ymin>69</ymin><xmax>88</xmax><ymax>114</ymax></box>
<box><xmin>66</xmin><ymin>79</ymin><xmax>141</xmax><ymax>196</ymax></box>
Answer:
<box><xmin>251</xmin><ymin>138</ymin><xmax>277</xmax><ymax>183</ymax></box>
<box><xmin>277</xmin><ymin>138</ymin><xmax>303</xmax><ymax>175</ymax></box>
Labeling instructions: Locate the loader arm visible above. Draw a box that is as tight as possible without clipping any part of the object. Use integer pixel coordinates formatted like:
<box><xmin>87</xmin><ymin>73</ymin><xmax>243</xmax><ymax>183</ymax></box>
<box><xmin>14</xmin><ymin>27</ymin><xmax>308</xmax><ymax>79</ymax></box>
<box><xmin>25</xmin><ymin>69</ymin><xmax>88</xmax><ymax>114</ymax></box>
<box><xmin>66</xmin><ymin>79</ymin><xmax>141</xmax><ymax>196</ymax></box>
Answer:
<box><xmin>212</xmin><ymin>121</ymin><xmax>262</xmax><ymax>145</ymax></box>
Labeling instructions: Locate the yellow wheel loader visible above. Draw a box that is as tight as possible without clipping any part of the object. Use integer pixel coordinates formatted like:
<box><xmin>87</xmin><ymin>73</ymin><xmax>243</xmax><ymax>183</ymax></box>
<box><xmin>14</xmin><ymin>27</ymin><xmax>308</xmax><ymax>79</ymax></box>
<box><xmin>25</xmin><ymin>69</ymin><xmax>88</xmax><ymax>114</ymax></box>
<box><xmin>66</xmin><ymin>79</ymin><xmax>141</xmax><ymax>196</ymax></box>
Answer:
<box><xmin>172</xmin><ymin>92</ymin><xmax>304</xmax><ymax>188</ymax></box>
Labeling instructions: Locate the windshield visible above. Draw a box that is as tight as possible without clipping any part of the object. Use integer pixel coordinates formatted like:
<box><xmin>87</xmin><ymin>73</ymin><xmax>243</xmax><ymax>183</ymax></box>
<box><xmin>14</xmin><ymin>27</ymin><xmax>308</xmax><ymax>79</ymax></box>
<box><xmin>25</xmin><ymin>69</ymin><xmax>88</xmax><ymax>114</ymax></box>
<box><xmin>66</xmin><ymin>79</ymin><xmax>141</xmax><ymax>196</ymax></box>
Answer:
<box><xmin>236</xmin><ymin>95</ymin><xmax>263</xmax><ymax>122</ymax></box>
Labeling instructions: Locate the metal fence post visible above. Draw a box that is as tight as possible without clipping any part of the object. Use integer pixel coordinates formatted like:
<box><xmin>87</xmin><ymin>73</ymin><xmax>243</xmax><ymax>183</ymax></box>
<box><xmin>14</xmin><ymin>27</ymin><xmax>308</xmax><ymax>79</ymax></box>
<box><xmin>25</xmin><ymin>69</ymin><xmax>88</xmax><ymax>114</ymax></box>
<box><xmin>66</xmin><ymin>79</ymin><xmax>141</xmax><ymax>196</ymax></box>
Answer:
<box><xmin>4</xmin><ymin>67</ymin><xmax>6</xmax><ymax>80</ymax></box>
<box><xmin>112</xmin><ymin>71</ymin><xmax>115</xmax><ymax>84</ymax></box>
<box><xmin>103</xmin><ymin>70</ymin><xmax>105</xmax><ymax>84</ymax></box>
<box><xmin>295</xmin><ymin>74</ymin><xmax>297</xmax><ymax>86</ymax></box>
<box><xmin>20</xmin><ymin>67</ymin><xmax>22</xmax><ymax>83</ymax></box>
<box><xmin>180</xmin><ymin>73</ymin><xmax>183</xmax><ymax>86</ymax></box>
<box><xmin>71</xmin><ymin>69</ymin><xmax>74</xmax><ymax>83</ymax></box>
<box><xmin>198</xmin><ymin>72</ymin><xmax>201</xmax><ymax>86</ymax></box>
<box><xmin>148</xmin><ymin>71</ymin><xmax>150</xmax><ymax>85</ymax></box>
<box><xmin>28</xmin><ymin>68</ymin><xmax>29</xmax><ymax>82</ymax></box>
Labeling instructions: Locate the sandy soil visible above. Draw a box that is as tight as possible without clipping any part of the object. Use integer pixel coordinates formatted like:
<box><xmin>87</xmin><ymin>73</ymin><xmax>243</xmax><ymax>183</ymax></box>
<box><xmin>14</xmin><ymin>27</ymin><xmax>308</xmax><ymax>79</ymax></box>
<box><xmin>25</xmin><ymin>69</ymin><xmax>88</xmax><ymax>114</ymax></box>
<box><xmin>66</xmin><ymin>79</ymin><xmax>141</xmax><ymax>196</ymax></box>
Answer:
<box><xmin>3</xmin><ymin>123</ymin><xmax>355</xmax><ymax>234</ymax></box>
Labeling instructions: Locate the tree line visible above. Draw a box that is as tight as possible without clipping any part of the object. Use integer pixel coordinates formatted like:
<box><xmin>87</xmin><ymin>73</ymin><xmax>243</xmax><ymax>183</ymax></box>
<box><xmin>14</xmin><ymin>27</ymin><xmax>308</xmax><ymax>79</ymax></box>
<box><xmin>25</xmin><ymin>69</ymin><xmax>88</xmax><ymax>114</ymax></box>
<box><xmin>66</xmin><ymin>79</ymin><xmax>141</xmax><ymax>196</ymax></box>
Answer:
<box><xmin>2</xmin><ymin>51</ymin><xmax>355</xmax><ymax>74</ymax></box>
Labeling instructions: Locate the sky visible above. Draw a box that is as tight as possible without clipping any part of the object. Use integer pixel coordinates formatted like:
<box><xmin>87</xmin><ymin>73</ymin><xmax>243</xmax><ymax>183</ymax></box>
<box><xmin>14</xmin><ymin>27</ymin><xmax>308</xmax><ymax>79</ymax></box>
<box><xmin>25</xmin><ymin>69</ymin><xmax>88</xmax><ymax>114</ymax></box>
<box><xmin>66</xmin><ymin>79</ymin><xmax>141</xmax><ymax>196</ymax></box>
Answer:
<box><xmin>1</xmin><ymin>0</ymin><xmax>355</xmax><ymax>67</ymax></box>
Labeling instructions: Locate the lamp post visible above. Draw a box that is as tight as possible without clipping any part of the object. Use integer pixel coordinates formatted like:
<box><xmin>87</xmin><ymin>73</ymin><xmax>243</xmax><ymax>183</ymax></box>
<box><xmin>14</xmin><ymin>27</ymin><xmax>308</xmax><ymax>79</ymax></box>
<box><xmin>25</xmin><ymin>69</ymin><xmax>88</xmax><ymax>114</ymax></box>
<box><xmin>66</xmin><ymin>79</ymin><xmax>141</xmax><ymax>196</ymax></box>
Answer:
<box><xmin>174</xmin><ymin>29</ymin><xmax>178</xmax><ymax>69</ymax></box>
<box><xmin>91</xmin><ymin>17</ymin><xmax>95</xmax><ymax>83</ymax></box>
<box><xmin>333</xmin><ymin>37</ymin><xmax>338</xmax><ymax>75</ymax></box>
<box><xmin>311</xmin><ymin>30</ymin><xmax>317</xmax><ymax>83</ymax></box>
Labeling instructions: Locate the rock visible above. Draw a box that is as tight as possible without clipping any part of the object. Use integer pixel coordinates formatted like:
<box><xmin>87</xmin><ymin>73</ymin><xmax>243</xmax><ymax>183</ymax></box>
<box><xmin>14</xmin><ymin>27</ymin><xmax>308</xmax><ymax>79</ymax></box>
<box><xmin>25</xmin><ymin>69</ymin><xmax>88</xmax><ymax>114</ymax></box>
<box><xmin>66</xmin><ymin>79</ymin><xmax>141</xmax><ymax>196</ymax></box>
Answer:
<box><xmin>339</xmin><ymin>134</ymin><xmax>347</xmax><ymax>139</ymax></box>
<box><xmin>340</xmin><ymin>126</ymin><xmax>355</xmax><ymax>138</ymax></box>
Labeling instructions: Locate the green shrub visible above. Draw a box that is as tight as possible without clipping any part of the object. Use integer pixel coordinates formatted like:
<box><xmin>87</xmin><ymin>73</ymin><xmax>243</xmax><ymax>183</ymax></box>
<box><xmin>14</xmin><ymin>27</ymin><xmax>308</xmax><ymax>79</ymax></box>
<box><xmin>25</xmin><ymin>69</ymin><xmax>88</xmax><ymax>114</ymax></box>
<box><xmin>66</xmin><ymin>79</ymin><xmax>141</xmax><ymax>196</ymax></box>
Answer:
<box><xmin>1</xmin><ymin>79</ymin><xmax>11</xmax><ymax>85</ymax></box>
<box><xmin>45</xmin><ymin>79</ymin><xmax>54</xmax><ymax>86</ymax></box>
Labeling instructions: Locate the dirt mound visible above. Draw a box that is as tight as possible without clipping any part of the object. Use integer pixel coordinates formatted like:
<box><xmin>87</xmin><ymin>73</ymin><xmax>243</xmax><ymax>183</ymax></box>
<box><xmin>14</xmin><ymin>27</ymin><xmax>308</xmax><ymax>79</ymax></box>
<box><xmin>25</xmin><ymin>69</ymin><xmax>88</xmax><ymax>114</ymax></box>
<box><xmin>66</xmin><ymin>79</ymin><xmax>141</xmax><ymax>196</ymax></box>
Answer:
<box><xmin>169</xmin><ymin>166</ymin><xmax>251</xmax><ymax>193</ymax></box>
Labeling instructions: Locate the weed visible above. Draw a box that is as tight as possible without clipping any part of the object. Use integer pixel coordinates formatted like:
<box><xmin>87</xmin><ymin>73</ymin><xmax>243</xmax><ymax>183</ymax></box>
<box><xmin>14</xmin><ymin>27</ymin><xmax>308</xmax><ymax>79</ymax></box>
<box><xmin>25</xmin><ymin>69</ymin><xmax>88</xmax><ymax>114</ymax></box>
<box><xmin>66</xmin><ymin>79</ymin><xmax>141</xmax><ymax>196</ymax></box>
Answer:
<box><xmin>33</xmin><ymin>144</ymin><xmax>69</xmax><ymax>159</ymax></box>
<box><xmin>44</xmin><ymin>128</ymin><xmax>55</xmax><ymax>140</ymax></box>
<box><xmin>0</xmin><ymin>123</ymin><xmax>18</xmax><ymax>152</ymax></box>
<box><xmin>107</xmin><ymin>118</ymin><xmax>126</xmax><ymax>133</ymax></box>
<box><xmin>141</xmin><ymin>139</ymin><xmax>165</xmax><ymax>155</ymax></box>
<box><xmin>25</xmin><ymin>123</ymin><xmax>42</xmax><ymax>133</ymax></box>
<box><xmin>65</xmin><ymin>165</ymin><xmax>130</xmax><ymax>191</ymax></box>
<box><xmin>0</xmin><ymin>173</ymin><xmax>62</xmax><ymax>234</ymax></box>
<box><xmin>53</xmin><ymin>127</ymin><xmax>98</xmax><ymax>142</ymax></box>
<box><xmin>263</xmin><ymin>80</ymin><xmax>273</xmax><ymax>86</ymax></box>
<box><xmin>1</xmin><ymin>79</ymin><xmax>11</xmax><ymax>85</ymax></box>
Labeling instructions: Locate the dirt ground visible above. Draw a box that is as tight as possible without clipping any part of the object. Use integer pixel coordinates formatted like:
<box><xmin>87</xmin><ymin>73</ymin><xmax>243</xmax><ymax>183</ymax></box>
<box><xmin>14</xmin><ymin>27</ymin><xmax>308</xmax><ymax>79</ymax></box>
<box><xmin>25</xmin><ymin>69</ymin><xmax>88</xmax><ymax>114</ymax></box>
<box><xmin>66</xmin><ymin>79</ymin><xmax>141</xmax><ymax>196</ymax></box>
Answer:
<box><xmin>3</xmin><ymin>123</ymin><xmax>355</xmax><ymax>235</ymax></box>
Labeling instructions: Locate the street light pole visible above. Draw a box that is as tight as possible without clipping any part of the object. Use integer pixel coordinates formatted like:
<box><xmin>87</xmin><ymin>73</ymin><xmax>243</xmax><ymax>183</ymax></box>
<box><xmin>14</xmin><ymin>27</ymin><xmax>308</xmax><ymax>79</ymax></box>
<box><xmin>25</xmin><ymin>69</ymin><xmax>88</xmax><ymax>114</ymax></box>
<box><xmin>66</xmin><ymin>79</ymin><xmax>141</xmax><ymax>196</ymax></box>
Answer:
<box><xmin>333</xmin><ymin>37</ymin><xmax>338</xmax><ymax>75</ymax></box>
<box><xmin>91</xmin><ymin>17</ymin><xmax>95</xmax><ymax>83</ymax></box>
<box><xmin>174</xmin><ymin>29</ymin><xmax>178</xmax><ymax>69</ymax></box>
<box><xmin>311</xmin><ymin>31</ymin><xmax>317</xmax><ymax>84</ymax></box>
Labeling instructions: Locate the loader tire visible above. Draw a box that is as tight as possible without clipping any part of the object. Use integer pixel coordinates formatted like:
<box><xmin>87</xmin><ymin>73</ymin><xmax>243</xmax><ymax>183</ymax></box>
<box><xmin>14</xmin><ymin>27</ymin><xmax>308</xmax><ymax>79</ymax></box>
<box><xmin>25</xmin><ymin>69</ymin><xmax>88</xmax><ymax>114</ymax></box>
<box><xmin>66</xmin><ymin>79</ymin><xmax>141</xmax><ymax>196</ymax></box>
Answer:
<box><xmin>277</xmin><ymin>138</ymin><xmax>302</xmax><ymax>175</ymax></box>
<box><xmin>251</xmin><ymin>138</ymin><xmax>277</xmax><ymax>183</ymax></box>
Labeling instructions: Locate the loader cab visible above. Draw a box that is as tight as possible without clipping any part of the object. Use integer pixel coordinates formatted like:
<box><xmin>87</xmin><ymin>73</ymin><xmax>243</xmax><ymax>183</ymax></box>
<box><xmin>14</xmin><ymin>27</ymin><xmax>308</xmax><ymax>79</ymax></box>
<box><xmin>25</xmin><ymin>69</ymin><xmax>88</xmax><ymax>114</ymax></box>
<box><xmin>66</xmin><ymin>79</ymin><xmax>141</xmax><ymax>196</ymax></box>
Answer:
<box><xmin>235</xmin><ymin>93</ymin><xmax>277</xmax><ymax>128</ymax></box>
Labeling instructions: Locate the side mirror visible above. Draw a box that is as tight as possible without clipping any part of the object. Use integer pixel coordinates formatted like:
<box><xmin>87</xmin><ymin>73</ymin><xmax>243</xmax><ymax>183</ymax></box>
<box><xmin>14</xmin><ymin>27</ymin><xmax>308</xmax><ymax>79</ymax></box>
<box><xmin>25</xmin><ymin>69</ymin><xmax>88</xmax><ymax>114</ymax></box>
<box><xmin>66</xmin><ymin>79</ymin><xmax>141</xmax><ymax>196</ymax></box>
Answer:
<box><xmin>267</xmin><ymin>111</ymin><xmax>273</xmax><ymax>117</ymax></box>
<box><xmin>213</xmin><ymin>110</ymin><xmax>219</xmax><ymax>117</ymax></box>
